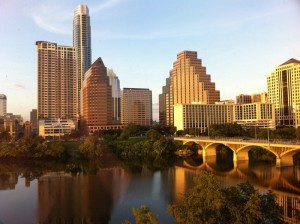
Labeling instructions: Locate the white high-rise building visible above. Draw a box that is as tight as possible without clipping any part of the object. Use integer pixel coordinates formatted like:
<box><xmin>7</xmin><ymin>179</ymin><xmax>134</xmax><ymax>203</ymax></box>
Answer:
<box><xmin>0</xmin><ymin>94</ymin><xmax>7</xmax><ymax>116</ymax></box>
<box><xmin>73</xmin><ymin>4</ymin><xmax>91</xmax><ymax>117</ymax></box>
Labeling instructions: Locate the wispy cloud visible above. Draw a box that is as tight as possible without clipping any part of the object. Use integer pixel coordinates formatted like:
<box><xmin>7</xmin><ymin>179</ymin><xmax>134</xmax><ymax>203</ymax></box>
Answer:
<box><xmin>31</xmin><ymin>13</ymin><xmax>71</xmax><ymax>35</ymax></box>
<box><xmin>29</xmin><ymin>0</ymin><xmax>125</xmax><ymax>35</ymax></box>
<box><xmin>6</xmin><ymin>82</ymin><xmax>26</xmax><ymax>90</ymax></box>
<box><xmin>29</xmin><ymin>2</ymin><xmax>73</xmax><ymax>35</ymax></box>
<box><xmin>220</xmin><ymin>7</ymin><xmax>290</xmax><ymax>30</ymax></box>
<box><xmin>90</xmin><ymin>0</ymin><xmax>124</xmax><ymax>14</ymax></box>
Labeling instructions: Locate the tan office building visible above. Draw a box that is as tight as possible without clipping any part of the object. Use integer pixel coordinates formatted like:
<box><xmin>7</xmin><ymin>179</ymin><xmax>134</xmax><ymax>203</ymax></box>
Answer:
<box><xmin>174</xmin><ymin>102</ymin><xmax>275</xmax><ymax>132</ymax></box>
<box><xmin>121</xmin><ymin>88</ymin><xmax>152</xmax><ymax>126</ymax></box>
<box><xmin>233</xmin><ymin>103</ymin><xmax>275</xmax><ymax>129</ymax></box>
<box><xmin>267</xmin><ymin>58</ymin><xmax>300</xmax><ymax>127</ymax></box>
<box><xmin>36</xmin><ymin>41</ymin><xmax>77</xmax><ymax>120</ymax></box>
<box><xmin>174</xmin><ymin>104</ymin><xmax>233</xmax><ymax>133</ymax></box>
<box><xmin>81</xmin><ymin>58</ymin><xmax>115</xmax><ymax>134</ymax></box>
<box><xmin>160</xmin><ymin>50</ymin><xmax>220</xmax><ymax>125</ymax></box>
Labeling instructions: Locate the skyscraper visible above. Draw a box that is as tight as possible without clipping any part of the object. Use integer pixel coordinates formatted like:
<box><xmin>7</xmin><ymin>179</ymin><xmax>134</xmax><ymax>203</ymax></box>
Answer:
<box><xmin>0</xmin><ymin>94</ymin><xmax>7</xmax><ymax>116</ymax></box>
<box><xmin>267</xmin><ymin>58</ymin><xmax>300</xmax><ymax>127</ymax></box>
<box><xmin>36</xmin><ymin>41</ymin><xmax>77</xmax><ymax>120</ymax></box>
<box><xmin>73</xmin><ymin>4</ymin><xmax>91</xmax><ymax>117</ymax></box>
<box><xmin>159</xmin><ymin>78</ymin><xmax>172</xmax><ymax>125</ymax></box>
<box><xmin>107</xmin><ymin>68</ymin><xmax>121</xmax><ymax>124</ymax></box>
<box><xmin>121</xmin><ymin>88</ymin><xmax>152</xmax><ymax>126</ymax></box>
<box><xmin>159</xmin><ymin>50</ymin><xmax>220</xmax><ymax>125</ymax></box>
<box><xmin>81</xmin><ymin>58</ymin><xmax>113</xmax><ymax>134</ymax></box>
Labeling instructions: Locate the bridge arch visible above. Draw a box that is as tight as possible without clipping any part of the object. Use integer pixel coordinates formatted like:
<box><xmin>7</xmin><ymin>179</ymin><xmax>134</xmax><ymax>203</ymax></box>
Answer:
<box><xmin>279</xmin><ymin>148</ymin><xmax>300</xmax><ymax>167</ymax></box>
<box><xmin>205</xmin><ymin>142</ymin><xmax>235</xmax><ymax>157</ymax></box>
<box><xmin>236</xmin><ymin>145</ymin><xmax>279</xmax><ymax>161</ymax></box>
<box><xmin>181</xmin><ymin>140</ymin><xmax>205</xmax><ymax>154</ymax></box>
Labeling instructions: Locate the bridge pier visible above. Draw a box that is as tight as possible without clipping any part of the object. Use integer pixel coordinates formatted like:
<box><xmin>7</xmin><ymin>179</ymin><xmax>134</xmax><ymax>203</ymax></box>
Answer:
<box><xmin>233</xmin><ymin>152</ymin><xmax>237</xmax><ymax>162</ymax></box>
<box><xmin>276</xmin><ymin>157</ymin><xmax>294</xmax><ymax>167</ymax></box>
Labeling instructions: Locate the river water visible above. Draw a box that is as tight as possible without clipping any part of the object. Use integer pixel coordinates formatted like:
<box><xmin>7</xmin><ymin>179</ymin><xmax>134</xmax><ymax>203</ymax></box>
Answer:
<box><xmin>0</xmin><ymin>154</ymin><xmax>299</xmax><ymax>224</ymax></box>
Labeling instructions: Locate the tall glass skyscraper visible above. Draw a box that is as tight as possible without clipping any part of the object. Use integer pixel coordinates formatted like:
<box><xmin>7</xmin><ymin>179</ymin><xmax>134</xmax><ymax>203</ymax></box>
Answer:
<box><xmin>73</xmin><ymin>4</ymin><xmax>91</xmax><ymax>118</ymax></box>
<box><xmin>107</xmin><ymin>68</ymin><xmax>121</xmax><ymax>124</ymax></box>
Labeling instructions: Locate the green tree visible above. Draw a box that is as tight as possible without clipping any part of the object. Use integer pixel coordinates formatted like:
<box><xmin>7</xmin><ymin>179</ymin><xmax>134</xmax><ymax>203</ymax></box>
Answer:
<box><xmin>79</xmin><ymin>136</ymin><xmax>104</xmax><ymax>158</ymax></box>
<box><xmin>123</xmin><ymin>205</ymin><xmax>158</xmax><ymax>224</ymax></box>
<box><xmin>209</xmin><ymin>123</ymin><xmax>245</xmax><ymax>137</ymax></box>
<box><xmin>121</xmin><ymin>124</ymin><xmax>141</xmax><ymax>139</ymax></box>
<box><xmin>168</xmin><ymin>171</ymin><xmax>285</xmax><ymax>224</ymax></box>
<box><xmin>0</xmin><ymin>131</ymin><xmax>11</xmax><ymax>142</ymax></box>
<box><xmin>146</xmin><ymin>129</ymin><xmax>161</xmax><ymax>141</ymax></box>
<box><xmin>168</xmin><ymin>171</ymin><xmax>225</xmax><ymax>224</ymax></box>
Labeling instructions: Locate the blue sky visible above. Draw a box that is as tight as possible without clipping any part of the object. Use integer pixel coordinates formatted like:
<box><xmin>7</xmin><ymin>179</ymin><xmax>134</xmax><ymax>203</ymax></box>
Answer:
<box><xmin>0</xmin><ymin>0</ymin><xmax>300</xmax><ymax>121</ymax></box>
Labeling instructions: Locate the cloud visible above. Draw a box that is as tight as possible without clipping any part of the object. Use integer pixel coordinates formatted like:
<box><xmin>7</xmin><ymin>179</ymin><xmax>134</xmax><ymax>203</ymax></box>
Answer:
<box><xmin>29</xmin><ymin>3</ymin><xmax>73</xmax><ymax>35</ymax></box>
<box><xmin>219</xmin><ymin>7</ymin><xmax>290</xmax><ymax>30</ymax></box>
<box><xmin>7</xmin><ymin>83</ymin><xmax>26</xmax><ymax>90</ymax></box>
<box><xmin>0</xmin><ymin>81</ymin><xmax>26</xmax><ymax>90</ymax></box>
<box><xmin>29</xmin><ymin>0</ymin><xmax>125</xmax><ymax>35</ymax></box>
<box><xmin>90</xmin><ymin>0</ymin><xmax>125</xmax><ymax>14</ymax></box>
<box><xmin>31</xmin><ymin>13</ymin><xmax>71</xmax><ymax>35</ymax></box>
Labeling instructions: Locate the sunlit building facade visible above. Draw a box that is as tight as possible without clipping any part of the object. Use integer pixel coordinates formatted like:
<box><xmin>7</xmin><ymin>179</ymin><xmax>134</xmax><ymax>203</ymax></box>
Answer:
<box><xmin>73</xmin><ymin>4</ymin><xmax>91</xmax><ymax>117</ymax></box>
<box><xmin>251</xmin><ymin>92</ymin><xmax>268</xmax><ymax>103</ymax></box>
<box><xmin>233</xmin><ymin>102</ymin><xmax>275</xmax><ymax>129</ymax></box>
<box><xmin>159</xmin><ymin>50</ymin><xmax>220</xmax><ymax>126</ymax></box>
<box><xmin>267</xmin><ymin>58</ymin><xmax>300</xmax><ymax>127</ymax></box>
<box><xmin>36</xmin><ymin>41</ymin><xmax>77</xmax><ymax>120</ymax></box>
<box><xmin>174</xmin><ymin>103</ymin><xmax>233</xmax><ymax>132</ymax></box>
<box><xmin>81</xmin><ymin>58</ymin><xmax>116</xmax><ymax>134</ymax></box>
<box><xmin>121</xmin><ymin>88</ymin><xmax>152</xmax><ymax>126</ymax></box>
<box><xmin>38</xmin><ymin>119</ymin><xmax>76</xmax><ymax>139</ymax></box>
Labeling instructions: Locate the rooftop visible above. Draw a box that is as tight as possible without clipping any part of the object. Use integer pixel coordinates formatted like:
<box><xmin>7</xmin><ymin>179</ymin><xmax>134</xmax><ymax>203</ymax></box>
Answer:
<box><xmin>279</xmin><ymin>58</ymin><xmax>300</xmax><ymax>66</ymax></box>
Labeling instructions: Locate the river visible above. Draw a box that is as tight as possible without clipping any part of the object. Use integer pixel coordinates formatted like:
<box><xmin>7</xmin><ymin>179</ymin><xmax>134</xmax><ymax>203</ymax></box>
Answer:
<box><xmin>0</xmin><ymin>154</ymin><xmax>299</xmax><ymax>224</ymax></box>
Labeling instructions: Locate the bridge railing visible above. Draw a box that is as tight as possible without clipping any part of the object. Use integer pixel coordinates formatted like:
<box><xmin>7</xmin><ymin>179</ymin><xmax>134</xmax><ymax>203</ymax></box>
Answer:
<box><xmin>174</xmin><ymin>136</ymin><xmax>300</xmax><ymax>146</ymax></box>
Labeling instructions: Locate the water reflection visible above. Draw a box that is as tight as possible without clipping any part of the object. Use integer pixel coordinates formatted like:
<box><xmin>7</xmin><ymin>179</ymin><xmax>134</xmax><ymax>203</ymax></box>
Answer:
<box><xmin>38</xmin><ymin>168</ymin><xmax>130</xmax><ymax>223</ymax></box>
<box><xmin>0</xmin><ymin>156</ymin><xmax>299</xmax><ymax>224</ymax></box>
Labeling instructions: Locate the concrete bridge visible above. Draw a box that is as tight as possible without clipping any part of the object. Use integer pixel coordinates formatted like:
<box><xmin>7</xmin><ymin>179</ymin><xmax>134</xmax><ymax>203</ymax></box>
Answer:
<box><xmin>174</xmin><ymin>136</ymin><xmax>300</xmax><ymax>167</ymax></box>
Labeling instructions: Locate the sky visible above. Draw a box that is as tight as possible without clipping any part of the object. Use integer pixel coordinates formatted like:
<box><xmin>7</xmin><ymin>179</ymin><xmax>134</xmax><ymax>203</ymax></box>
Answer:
<box><xmin>0</xmin><ymin>0</ymin><xmax>300</xmax><ymax>121</ymax></box>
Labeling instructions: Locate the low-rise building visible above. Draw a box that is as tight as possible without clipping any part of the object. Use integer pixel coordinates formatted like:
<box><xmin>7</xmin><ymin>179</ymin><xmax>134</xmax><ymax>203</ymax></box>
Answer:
<box><xmin>38</xmin><ymin>119</ymin><xmax>76</xmax><ymax>139</ymax></box>
<box><xmin>233</xmin><ymin>102</ymin><xmax>275</xmax><ymax>129</ymax></box>
<box><xmin>0</xmin><ymin>113</ymin><xmax>23</xmax><ymax>138</ymax></box>
<box><xmin>174</xmin><ymin>102</ymin><xmax>275</xmax><ymax>132</ymax></box>
<box><xmin>174</xmin><ymin>103</ymin><xmax>233</xmax><ymax>132</ymax></box>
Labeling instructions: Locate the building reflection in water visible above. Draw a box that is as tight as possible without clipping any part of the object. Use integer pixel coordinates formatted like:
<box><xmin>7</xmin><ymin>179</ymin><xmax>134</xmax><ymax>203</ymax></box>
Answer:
<box><xmin>0</xmin><ymin>173</ymin><xmax>18</xmax><ymax>190</ymax></box>
<box><xmin>173</xmin><ymin>157</ymin><xmax>300</xmax><ymax>224</ymax></box>
<box><xmin>38</xmin><ymin>167</ymin><xmax>130</xmax><ymax>224</ymax></box>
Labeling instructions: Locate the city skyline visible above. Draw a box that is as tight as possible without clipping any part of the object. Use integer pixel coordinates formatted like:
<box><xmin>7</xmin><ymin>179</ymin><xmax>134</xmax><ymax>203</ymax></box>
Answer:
<box><xmin>1</xmin><ymin>0</ymin><xmax>300</xmax><ymax>121</ymax></box>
